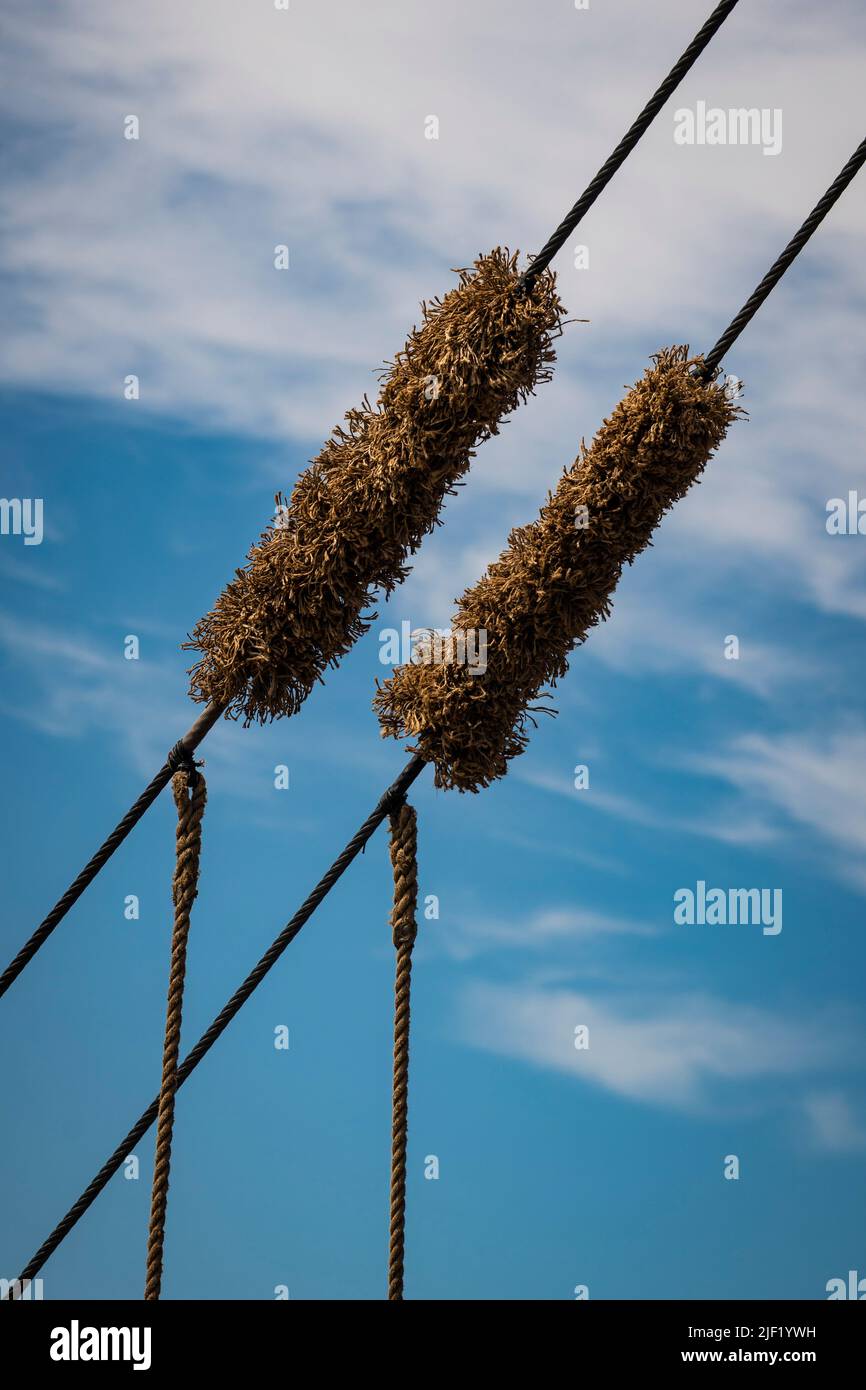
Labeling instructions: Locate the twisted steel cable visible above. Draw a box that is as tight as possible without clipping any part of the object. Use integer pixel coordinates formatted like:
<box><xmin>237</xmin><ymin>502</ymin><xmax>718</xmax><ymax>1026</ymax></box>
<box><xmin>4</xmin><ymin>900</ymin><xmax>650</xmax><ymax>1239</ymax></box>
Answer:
<box><xmin>0</xmin><ymin>701</ymin><xmax>224</xmax><ymax>1000</ymax></box>
<box><xmin>701</xmin><ymin>135</ymin><xmax>866</xmax><ymax>375</ymax></box>
<box><xmin>520</xmin><ymin>0</ymin><xmax>741</xmax><ymax>290</ymax></box>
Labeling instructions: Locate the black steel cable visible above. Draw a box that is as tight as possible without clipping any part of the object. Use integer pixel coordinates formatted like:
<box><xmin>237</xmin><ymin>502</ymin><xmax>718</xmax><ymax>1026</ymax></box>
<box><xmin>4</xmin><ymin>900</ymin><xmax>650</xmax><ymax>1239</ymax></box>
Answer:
<box><xmin>0</xmin><ymin>2</ymin><xmax>742</xmax><ymax>1002</ymax></box>
<box><xmin>7</xmin><ymin>752</ymin><xmax>427</xmax><ymax>1295</ymax></box>
<box><xmin>0</xmin><ymin>701</ymin><xmax>225</xmax><ymax>1000</ymax></box>
<box><xmin>701</xmin><ymin>135</ymin><xmax>866</xmax><ymax>375</ymax></box>
<box><xmin>520</xmin><ymin>0</ymin><xmax>741</xmax><ymax>290</ymax></box>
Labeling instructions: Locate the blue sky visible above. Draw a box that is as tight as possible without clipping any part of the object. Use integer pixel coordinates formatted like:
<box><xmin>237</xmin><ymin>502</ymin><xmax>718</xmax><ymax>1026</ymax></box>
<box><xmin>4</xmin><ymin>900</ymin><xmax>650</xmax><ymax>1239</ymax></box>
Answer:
<box><xmin>1</xmin><ymin>0</ymin><xmax>865</xmax><ymax>1300</ymax></box>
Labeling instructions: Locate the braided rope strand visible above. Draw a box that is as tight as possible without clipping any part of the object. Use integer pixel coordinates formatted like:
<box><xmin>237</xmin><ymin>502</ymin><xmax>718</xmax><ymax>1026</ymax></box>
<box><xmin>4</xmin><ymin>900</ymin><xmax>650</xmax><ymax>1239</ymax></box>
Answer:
<box><xmin>144</xmin><ymin>767</ymin><xmax>207</xmax><ymax>1301</ymax></box>
<box><xmin>387</xmin><ymin>802</ymin><xmax>419</xmax><ymax>1301</ymax></box>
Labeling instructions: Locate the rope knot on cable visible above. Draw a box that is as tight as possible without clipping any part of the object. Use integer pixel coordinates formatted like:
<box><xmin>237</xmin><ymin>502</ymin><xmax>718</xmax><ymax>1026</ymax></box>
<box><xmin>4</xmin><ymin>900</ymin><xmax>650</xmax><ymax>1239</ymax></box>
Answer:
<box><xmin>166</xmin><ymin>740</ymin><xmax>202</xmax><ymax>787</ymax></box>
<box><xmin>376</xmin><ymin>784</ymin><xmax>407</xmax><ymax>821</ymax></box>
<box><xmin>388</xmin><ymin>801</ymin><xmax>418</xmax><ymax>951</ymax></box>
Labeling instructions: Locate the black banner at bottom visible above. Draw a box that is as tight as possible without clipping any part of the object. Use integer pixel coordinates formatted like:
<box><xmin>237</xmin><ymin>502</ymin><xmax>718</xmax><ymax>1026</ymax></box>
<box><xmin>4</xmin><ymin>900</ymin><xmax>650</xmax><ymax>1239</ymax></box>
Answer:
<box><xmin>1</xmin><ymin>1297</ymin><xmax>861</xmax><ymax>1374</ymax></box>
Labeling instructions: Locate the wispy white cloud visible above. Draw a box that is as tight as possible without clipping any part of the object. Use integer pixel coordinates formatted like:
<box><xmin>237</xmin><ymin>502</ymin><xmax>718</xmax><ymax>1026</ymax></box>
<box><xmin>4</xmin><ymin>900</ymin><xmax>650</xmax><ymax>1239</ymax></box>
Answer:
<box><xmin>0</xmin><ymin>616</ymin><xmax>180</xmax><ymax>765</ymax></box>
<box><xmin>802</xmin><ymin>1090</ymin><xmax>866</xmax><ymax>1154</ymax></box>
<box><xmin>440</xmin><ymin>904</ymin><xmax>654</xmax><ymax>961</ymax></box>
<box><xmin>583</xmin><ymin>581</ymin><xmax>818</xmax><ymax>699</ymax></box>
<box><xmin>518</xmin><ymin>765</ymin><xmax>780</xmax><ymax>848</ymax></box>
<box><xmin>514</xmin><ymin>723</ymin><xmax>866</xmax><ymax>898</ymax></box>
<box><xmin>663</xmin><ymin>427</ymin><xmax>866</xmax><ymax>625</ymax></box>
<box><xmin>456</xmin><ymin>978</ymin><xmax>855</xmax><ymax>1112</ymax></box>
<box><xmin>690</xmin><ymin>727</ymin><xmax>866</xmax><ymax>888</ymax></box>
<box><xmin>0</xmin><ymin>613</ymin><xmax>249</xmax><ymax>786</ymax></box>
<box><xmin>0</xmin><ymin>553</ymin><xmax>65</xmax><ymax>593</ymax></box>
<box><xmin>483</xmin><ymin>827</ymin><xmax>627</xmax><ymax>876</ymax></box>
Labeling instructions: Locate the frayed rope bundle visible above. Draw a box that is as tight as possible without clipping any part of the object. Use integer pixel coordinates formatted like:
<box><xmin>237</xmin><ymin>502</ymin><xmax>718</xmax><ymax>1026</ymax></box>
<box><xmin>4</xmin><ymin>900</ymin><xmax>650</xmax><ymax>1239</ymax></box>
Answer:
<box><xmin>374</xmin><ymin>348</ymin><xmax>744</xmax><ymax>791</ymax></box>
<box><xmin>185</xmin><ymin>249</ymin><xmax>565</xmax><ymax>724</ymax></box>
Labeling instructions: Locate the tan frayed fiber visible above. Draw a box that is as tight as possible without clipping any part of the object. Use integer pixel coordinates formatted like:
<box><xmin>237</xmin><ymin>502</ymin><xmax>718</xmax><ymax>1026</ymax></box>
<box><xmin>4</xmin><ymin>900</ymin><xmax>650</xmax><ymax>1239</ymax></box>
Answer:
<box><xmin>374</xmin><ymin>348</ymin><xmax>744</xmax><ymax>791</ymax></box>
<box><xmin>185</xmin><ymin>249</ymin><xmax>565</xmax><ymax>724</ymax></box>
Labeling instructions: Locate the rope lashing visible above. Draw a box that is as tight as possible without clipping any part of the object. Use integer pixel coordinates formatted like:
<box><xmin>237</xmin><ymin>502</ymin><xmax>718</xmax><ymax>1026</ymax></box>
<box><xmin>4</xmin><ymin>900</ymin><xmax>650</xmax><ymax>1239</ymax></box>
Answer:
<box><xmin>386</xmin><ymin>801</ymin><xmax>419</xmax><ymax>1301</ymax></box>
<box><xmin>144</xmin><ymin>764</ymin><xmax>207</xmax><ymax>1301</ymax></box>
<box><xmin>0</xmin><ymin>0</ymin><xmax>744</xmax><ymax>999</ymax></box>
<box><xmin>185</xmin><ymin>251</ymin><xmax>565</xmax><ymax>726</ymax></box>
<box><xmin>374</xmin><ymin>349</ymin><xmax>741</xmax><ymax>791</ymax></box>
<box><xmin>9</xmin><ymin>138</ymin><xmax>866</xmax><ymax>1290</ymax></box>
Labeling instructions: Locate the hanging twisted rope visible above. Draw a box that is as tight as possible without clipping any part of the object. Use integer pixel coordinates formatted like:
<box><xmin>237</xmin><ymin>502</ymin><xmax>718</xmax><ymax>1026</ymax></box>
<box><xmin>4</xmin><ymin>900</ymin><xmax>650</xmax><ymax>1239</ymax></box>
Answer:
<box><xmin>144</xmin><ymin>762</ymin><xmax>207</xmax><ymax>1301</ymax></box>
<box><xmin>387</xmin><ymin>801</ymin><xmax>419</xmax><ymax>1301</ymax></box>
<box><xmin>9</xmin><ymin>135</ymin><xmax>866</xmax><ymax>1289</ymax></box>
<box><xmin>0</xmin><ymin>0</ymin><xmax>743</xmax><ymax>1001</ymax></box>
